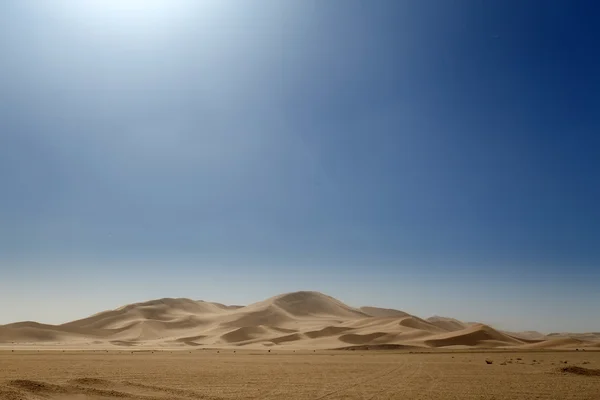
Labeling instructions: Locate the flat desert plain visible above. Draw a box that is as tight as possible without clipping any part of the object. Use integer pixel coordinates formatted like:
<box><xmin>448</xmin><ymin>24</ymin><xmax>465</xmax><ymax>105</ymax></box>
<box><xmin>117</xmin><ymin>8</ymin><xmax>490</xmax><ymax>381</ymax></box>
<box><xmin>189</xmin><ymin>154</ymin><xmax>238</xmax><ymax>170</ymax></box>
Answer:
<box><xmin>1</xmin><ymin>349</ymin><xmax>599</xmax><ymax>399</ymax></box>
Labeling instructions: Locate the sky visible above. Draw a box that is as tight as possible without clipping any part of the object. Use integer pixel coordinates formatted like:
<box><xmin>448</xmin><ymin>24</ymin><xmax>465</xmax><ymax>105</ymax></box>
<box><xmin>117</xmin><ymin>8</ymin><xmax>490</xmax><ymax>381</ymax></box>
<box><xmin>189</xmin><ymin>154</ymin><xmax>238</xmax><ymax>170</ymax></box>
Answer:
<box><xmin>0</xmin><ymin>1</ymin><xmax>598</xmax><ymax>332</ymax></box>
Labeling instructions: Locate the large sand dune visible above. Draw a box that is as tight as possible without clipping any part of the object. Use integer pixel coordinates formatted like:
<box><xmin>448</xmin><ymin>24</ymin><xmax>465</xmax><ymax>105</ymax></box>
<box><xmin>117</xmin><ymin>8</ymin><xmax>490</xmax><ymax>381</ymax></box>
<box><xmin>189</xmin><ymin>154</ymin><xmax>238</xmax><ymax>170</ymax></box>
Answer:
<box><xmin>0</xmin><ymin>291</ymin><xmax>597</xmax><ymax>350</ymax></box>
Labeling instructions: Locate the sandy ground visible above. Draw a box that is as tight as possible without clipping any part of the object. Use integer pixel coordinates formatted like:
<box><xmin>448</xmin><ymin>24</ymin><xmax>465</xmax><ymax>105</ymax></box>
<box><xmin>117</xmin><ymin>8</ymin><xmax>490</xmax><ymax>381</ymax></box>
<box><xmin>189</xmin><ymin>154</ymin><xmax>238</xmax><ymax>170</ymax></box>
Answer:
<box><xmin>1</xmin><ymin>349</ymin><xmax>599</xmax><ymax>399</ymax></box>
<box><xmin>2</xmin><ymin>291</ymin><xmax>599</xmax><ymax>398</ymax></box>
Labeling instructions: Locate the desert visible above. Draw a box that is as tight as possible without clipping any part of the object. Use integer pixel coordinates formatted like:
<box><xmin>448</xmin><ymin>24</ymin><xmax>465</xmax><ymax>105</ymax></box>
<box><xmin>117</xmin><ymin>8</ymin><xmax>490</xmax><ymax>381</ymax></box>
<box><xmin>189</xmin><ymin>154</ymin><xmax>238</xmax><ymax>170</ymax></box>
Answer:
<box><xmin>3</xmin><ymin>0</ymin><xmax>599</xmax><ymax>398</ymax></box>
<box><xmin>1</xmin><ymin>291</ymin><xmax>599</xmax><ymax>399</ymax></box>
<box><xmin>2</xmin><ymin>292</ymin><xmax>599</xmax><ymax>351</ymax></box>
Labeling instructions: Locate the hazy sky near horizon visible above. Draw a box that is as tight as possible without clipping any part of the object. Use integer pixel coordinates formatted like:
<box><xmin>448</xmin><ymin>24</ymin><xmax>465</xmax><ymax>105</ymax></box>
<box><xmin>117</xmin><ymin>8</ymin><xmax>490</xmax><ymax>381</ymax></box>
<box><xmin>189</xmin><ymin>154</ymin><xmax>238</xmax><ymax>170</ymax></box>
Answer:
<box><xmin>1</xmin><ymin>1</ymin><xmax>599</xmax><ymax>332</ymax></box>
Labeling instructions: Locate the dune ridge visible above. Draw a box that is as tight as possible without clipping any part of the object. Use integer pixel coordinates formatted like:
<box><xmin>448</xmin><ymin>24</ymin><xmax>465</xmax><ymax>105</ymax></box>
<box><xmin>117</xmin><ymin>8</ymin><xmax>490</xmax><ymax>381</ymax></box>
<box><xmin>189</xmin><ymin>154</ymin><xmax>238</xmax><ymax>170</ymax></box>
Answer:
<box><xmin>1</xmin><ymin>291</ymin><xmax>597</xmax><ymax>350</ymax></box>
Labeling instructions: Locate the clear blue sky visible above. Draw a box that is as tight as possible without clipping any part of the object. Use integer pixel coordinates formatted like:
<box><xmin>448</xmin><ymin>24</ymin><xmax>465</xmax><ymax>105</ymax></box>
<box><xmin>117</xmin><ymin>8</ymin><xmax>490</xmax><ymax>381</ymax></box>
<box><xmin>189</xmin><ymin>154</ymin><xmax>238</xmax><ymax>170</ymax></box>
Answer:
<box><xmin>1</xmin><ymin>1</ymin><xmax>598</xmax><ymax>332</ymax></box>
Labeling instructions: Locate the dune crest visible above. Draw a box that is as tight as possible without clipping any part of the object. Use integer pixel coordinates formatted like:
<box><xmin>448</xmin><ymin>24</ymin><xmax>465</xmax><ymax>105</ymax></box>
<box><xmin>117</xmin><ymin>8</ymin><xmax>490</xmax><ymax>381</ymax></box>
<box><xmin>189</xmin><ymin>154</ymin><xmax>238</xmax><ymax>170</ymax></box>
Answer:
<box><xmin>426</xmin><ymin>316</ymin><xmax>469</xmax><ymax>332</ymax></box>
<box><xmin>360</xmin><ymin>306</ymin><xmax>411</xmax><ymax>318</ymax></box>
<box><xmin>1</xmin><ymin>291</ymin><xmax>597</xmax><ymax>350</ymax></box>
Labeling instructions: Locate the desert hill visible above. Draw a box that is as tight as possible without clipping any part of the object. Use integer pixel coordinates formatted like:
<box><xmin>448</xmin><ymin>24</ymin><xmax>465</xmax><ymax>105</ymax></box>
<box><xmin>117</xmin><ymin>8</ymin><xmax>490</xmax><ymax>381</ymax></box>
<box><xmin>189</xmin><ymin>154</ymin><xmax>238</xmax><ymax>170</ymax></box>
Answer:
<box><xmin>359</xmin><ymin>306</ymin><xmax>411</xmax><ymax>318</ymax></box>
<box><xmin>426</xmin><ymin>316</ymin><xmax>470</xmax><ymax>332</ymax></box>
<box><xmin>502</xmin><ymin>330</ymin><xmax>548</xmax><ymax>341</ymax></box>
<box><xmin>424</xmin><ymin>324</ymin><xmax>525</xmax><ymax>348</ymax></box>
<box><xmin>0</xmin><ymin>291</ymin><xmax>597</xmax><ymax>350</ymax></box>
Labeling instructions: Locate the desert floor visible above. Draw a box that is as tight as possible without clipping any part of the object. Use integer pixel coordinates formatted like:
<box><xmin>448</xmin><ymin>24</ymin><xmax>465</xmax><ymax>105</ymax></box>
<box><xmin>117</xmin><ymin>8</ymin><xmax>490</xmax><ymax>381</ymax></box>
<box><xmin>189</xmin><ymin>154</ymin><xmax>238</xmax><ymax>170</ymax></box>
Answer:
<box><xmin>0</xmin><ymin>349</ymin><xmax>599</xmax><ymax>399</ymax></box>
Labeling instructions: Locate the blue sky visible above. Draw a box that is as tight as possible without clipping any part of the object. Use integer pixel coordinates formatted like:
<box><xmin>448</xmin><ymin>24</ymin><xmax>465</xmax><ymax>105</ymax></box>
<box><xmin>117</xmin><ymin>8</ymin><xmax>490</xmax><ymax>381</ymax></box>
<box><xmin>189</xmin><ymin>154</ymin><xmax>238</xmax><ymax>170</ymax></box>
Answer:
<box><xmin>1</xmin><ymin>1</ymin><xmax>598</xmax><ymax>332</ymax></box>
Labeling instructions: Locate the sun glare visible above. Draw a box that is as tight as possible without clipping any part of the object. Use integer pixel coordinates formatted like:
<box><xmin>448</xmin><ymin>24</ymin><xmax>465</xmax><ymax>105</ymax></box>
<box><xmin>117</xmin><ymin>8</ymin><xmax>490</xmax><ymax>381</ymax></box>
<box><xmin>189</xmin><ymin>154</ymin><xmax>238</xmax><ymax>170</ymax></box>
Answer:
<box><xmin>54</xmin><ymin>0</ymin><xmax>205</xmax><ymax>35</ymax></box>
<box><xmin>75</xmin><ymin>0</ymin><xmax>177</xmax><ymax>18</ymax></box>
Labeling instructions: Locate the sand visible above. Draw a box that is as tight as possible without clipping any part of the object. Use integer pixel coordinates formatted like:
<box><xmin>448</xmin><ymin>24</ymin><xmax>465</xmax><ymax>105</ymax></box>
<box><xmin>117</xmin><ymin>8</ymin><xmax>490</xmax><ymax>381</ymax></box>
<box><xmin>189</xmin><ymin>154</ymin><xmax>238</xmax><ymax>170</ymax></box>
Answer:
<box><xmin>2</xmin><ymin>291</ymin><xmax>600</xmax><ymax>399</ymax></box>
<box><xmin>1</xmin><ymin>291</ymin><xmax>598</xmax><ymax>351</ymax></box>
<box><xmin>1</xmin><ymin>350</ymin><xmax>599</xmax><ymax>399</ymax></box>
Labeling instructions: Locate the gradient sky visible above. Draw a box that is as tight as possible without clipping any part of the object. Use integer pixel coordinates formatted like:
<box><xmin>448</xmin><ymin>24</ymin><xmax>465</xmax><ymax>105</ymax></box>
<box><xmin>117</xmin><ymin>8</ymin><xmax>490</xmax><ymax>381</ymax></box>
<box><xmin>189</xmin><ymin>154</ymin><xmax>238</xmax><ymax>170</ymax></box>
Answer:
<box><xmin>1</xmin><ymin>1</ymin><xmax>599</xmax><ymax>332</ymax></box>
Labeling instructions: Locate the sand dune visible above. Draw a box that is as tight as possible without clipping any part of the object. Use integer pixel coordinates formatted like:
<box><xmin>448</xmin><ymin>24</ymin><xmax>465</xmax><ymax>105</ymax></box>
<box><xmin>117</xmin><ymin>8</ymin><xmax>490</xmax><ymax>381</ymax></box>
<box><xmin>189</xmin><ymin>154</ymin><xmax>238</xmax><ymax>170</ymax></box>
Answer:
<box><xmin>339</xmin><ymin>332</ymin><xmax>389</xmax><ymax>344</ymax></box>
<box><xmin>265</xmin><ymin>291</ymin><xmax>368</xmax><ymax>319</ymax></box>
<box><xmin>0</xmin><ymin>326</ymin><xmax>66</xmax><ymax>343</ymax></box>
<box><xmin>548</xmin><ymin>332</ymin><xmax>600</xmax><ymax>342</ymax></box>
<box><xmin>502</xmin><ymin>330</ymin><xmax>548</xmax><ymax>341</ymax></box>
<box><xmin>204</xmin><ymin>302</ymin><xmax>244</xmax><ymax>311</ymax></box>
<box><xmin>520</xmin><ymin>337</ymin><xmax>591</xmax><ymax>349</ymax></box>
<box><xmin>1</xmin><ymin>291</ymin><xmax>597</xmax><ymax>350</ymax></box>
<box><xmin>426</xmin><ymin>316</ymin><xmax>469</xmax><ymax>332</ymax></box>
<box><xmin>359</xmin><ymin>306</ymin><xmax>411</xmax><ymax>318</ymax></box>
<box><xmin>424</xmin><ymin>324</ymin><xmax>525</xmax><ymax>348</ymax></box>
<box><xmin>398</xmin><ymin>316</ymin><xmax>447</xmax><ymax>333</ymax></box>
<box><xmin>221</xmin><ymin>326</ymin><xmax>278</xmax><ymax>343</ymax></box>
<box><xmin>220</xmin><ymin>305</ymin><xmax>295</xmax><ymax>328</ymax></box>
<box><xmin>305</xmin><ymin>326</ymin><xmax>354</xmax><ymax>338</ymax></box>
<box><xmin>63</xmin><ymin>298</ymin><xmax>225</xmax><ymax>331</ymax></box>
